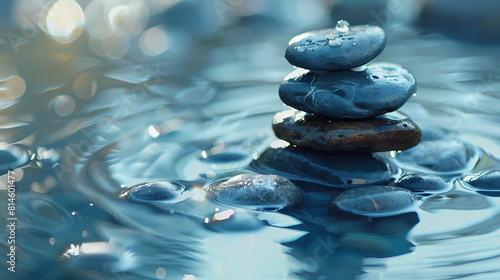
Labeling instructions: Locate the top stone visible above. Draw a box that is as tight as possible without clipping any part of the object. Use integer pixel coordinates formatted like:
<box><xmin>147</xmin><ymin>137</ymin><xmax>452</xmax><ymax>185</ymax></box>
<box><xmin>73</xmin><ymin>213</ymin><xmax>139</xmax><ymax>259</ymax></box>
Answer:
<box><xmin>285</xmin><ymin>24</ymin><xmax>386</xmax><ymax>71</ymax></box>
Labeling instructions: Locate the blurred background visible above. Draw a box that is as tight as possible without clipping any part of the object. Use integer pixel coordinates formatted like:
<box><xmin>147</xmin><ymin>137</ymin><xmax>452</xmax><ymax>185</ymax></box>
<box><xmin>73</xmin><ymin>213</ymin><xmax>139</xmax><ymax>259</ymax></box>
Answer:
<box><xmin>1</xmin><ymin>0</ymin><xmax>500</xmax><ymax>280</ymax></box>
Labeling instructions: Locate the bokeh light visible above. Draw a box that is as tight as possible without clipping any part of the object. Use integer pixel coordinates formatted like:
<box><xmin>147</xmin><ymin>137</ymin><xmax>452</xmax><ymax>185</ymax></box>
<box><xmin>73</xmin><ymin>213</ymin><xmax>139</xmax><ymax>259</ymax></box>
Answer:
<box><xmin>46</xmin><ymin>0</ymin><xmax>85</xmax><ymax>43</ymax></box>
<box><xmin>139</xmin><ymin>26</ymin><xmax>169</xmax><ymax>56</ymax></box>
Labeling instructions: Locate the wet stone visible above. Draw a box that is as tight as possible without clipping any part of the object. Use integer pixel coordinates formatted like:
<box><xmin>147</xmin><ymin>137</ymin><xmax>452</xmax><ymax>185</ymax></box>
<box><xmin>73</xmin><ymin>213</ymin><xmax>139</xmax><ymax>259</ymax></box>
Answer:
<box><xmin>462</xmin><ymin>170</ymin><xmax>500</xmax><ymax>195</ymax></box>
<box><xmin>273</xmin><ymin>110</ymin><xmax>422</xmax><ymax>152</ymax></box>
<box><xmin>390</xmin><ymin>130</ymin><xmax>482</xmax><ymax>176</ymax></box>
<box><xmin>253</xmin><ymin>144</ymin><xmax>397</xmax><ymax>187</ymax></box>
<box><xmin>329</xmin><ymin>186</ymin><xmax>420</xmax><ymax>217</ymax></box>
<box><xmin>208</xmin><ymin>174</ymin><xmax>305</xmax><ymax>210</ymax></box>
<box><xmin>396</xmin><ymin>174</ymin><xmax>454</xmax><ymax>194</ymax></box>
<box><xmin>120</xmin><ymin>182</ymin><xmax>188</xmax><ymax>203</ymax></box>
<box><xmin>279</xmin><ymin>63</ymin><xmax>417</xmax><ymax>119</ymax></box>
<box><xmin>285</xmin><ymin>25</ymin><xmax>386</xmax><ymax>71</ymax></box>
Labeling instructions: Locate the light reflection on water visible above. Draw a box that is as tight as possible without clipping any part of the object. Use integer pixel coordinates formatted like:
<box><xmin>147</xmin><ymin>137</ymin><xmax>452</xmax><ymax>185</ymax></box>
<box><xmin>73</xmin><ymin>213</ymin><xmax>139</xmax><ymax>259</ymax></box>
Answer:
<box><xmin>1</xmin><ymin>0</ymin><xmax>500</xmax><ymax>280</ymax></box>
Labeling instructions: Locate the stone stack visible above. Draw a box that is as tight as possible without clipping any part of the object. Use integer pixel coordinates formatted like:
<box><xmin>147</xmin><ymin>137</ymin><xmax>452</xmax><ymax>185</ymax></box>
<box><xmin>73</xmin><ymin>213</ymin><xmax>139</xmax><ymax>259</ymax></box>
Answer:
<box><xmin>254</xmin><ymin>21</ymin><xmax>422</xmax><ymax>188</ymax></box>
<box><xmin>274</xmin><ymin>20</ymin><xmax>422</xmax><ymax>153</ymax></box>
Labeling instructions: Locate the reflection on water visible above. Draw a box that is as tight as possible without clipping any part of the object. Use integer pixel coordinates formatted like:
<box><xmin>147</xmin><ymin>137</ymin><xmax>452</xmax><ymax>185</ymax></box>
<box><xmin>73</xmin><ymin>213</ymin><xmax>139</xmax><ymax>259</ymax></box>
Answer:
<box><xmin>1</xmin><ymin>0</ymin><xmax>500</xmax><ymax>280</ymax></box>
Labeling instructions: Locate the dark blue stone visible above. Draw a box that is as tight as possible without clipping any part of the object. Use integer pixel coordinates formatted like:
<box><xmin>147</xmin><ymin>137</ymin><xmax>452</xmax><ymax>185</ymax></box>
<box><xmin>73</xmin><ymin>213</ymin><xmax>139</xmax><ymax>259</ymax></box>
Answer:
<box><xmin>121</xmin><ymin>182</ymin><xmax>188</xmax><ymax>203</ymax></box>
<box><xmin>329</xmin><ymin>186</ymin><xmax>420</xmax><ymax>217</ymax></box>
<box><xmin>396</xmin><ymin>175</ymin><xmax>453</xmax><ymax>194</ymax></box>
<box><xmin>208</xmin><ymin>174</ymin><xmax>305</xmax><ymax>210</ymax></box>
<box><xmin>279</xmin><ymin>63</ymin><xmax>417</xmax><ymax>119</ymax></box>
<box><xmin>390</xmin><ymin>130</ymin><xmax>482</xmax><ymax>176</ymax></box>
<box><xmin>462</xmin><ymin>170</ymin><xmax>500</xmax><ymax>195</ymax></box>
<box><xmin>252</xmin><ymin>144</ymin><xmax>397</xmax><ymax>187</ymax></box>
<box><xmin>285</xmin><ymin>25</ymin><xmax>386</xmax><ymax>71</ymax></box>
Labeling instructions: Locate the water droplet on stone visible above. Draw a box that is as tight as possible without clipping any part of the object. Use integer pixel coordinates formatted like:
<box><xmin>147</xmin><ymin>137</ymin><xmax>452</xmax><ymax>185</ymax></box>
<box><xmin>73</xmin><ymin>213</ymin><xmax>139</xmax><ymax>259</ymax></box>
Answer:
<box><xmin>316</xmin><ymin>38</ymin><xmax>328</xmax><ymax>46</ymax></box>
<box><xmin>296</xmin><ymin>45</ymin><xmax>306</xmax><ymax>52</ymax></box>
<box><xmin>307</xmin><ymin>44</ymin><xmax>319</xmax><ymax>51</ymax></box>
<box><xmin>335</xmin><ymin>20</ymin><xmax>350</xmax><ymax>34</ymax></box>
<box><xmin>120</xmin><ymin>182</ymin><xmax>188</xmax><ymax>204</ymax></box>
<box><xmin>328</xmin><ymin>37</ymin><xmax>343</xmax><ymax>47</ymax></box>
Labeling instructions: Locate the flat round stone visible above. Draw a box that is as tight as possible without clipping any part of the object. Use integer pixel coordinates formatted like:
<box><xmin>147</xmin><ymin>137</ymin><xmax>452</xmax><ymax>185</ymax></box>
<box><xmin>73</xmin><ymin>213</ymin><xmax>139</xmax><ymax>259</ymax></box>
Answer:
<box><xmin>273</xmin><ymin>110</ymin><xmax>422</xmax><ymax>152</ymax></box>
<box><xmin>329</xmin><ymin>186</ymin><xmax>420</xmax><ymax>217</ymax></box>
<box><xmin>396</xmin><ymin>175</ymin><xmax>453</xmax><ymax>194</ymax></box>
<box><xmin>208</xmin><ymin>174</ymin><xmax>305</xmax><ymax>210</ymax></box>
<box><xmin>252</xmin><ymin>143</ymin><xmax>397</xmax><ymax>187</ymax></box>
<box><xmin>120</xmin><ymin>182</ymin><xmax>188</xmax><ymax>204</ymax></box>
<box><xmin>389</xmin><ymin>130</ymin><xmax>482</xmax><ymax>176</ymax></box>
<box><xmin>285</xmin><ymin>25</ymin><xmax>386</xmax><ymax>71</ymax></box>
<box><xmin>279</xmin><ymin>63</ymin><xmax>417</xmax><ymax>119</ymax></box>
<box><xmin>462</xmin><ymin>170</ymin><xmax>500</xmax><ymax>195</ymax></box>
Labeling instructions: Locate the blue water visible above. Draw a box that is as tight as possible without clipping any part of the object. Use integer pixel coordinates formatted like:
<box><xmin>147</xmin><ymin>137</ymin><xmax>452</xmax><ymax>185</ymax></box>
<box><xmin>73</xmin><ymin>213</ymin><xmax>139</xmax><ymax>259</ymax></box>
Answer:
<box><xmin>1</xmin><ymin>1</ymin><xmax>500</xmax><ymax>280</ymax></box>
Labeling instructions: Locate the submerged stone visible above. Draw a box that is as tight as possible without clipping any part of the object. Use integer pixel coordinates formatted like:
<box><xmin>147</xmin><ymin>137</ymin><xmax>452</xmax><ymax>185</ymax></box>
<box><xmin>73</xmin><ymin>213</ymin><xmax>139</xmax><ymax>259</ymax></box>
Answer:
<box><xmin>273</xmin><ymin>110</ymin><xmax>422</xmax><ymax>152</ymax></box>
<box><xmin>390</xmin><ymin>130</ymin><xmax>482</xmax><ymax>176</ymax></box>
<box><xmin>462</xmin><ymin>170</ymin><xmax>500</xmax><ymax>195</ymax></box>
<box><xmin>330</xmin><ymin>186</ymin><xmax>420</xmax><ymax>217</ymax></box>
<box><xmin>279</xmin><ymin>63</ymin><xmax>417</xmax><ymax>119</ymax></box>
<box><xmin>253</xmin><ymin>144</ymin><xmax>397</xmax><ymax>187</ymax></box>
<box><xmin>396</xmin><ymin>174</ymin><xmax>454</xmax><ymax>194</ymax></box>
<box><xmin>285</xmin><ymin>25</ymin><xmax>386</xmax><ymax>71</ymax></box>
<box><xmin>208</xmin><ymin>174</ymin><xmax>305</xmax><ymax>210</ymax></box>
<box><xmin>120</xmin><ymin>182</ymin><xmax>188</xmax><ymax>203</ymax></box>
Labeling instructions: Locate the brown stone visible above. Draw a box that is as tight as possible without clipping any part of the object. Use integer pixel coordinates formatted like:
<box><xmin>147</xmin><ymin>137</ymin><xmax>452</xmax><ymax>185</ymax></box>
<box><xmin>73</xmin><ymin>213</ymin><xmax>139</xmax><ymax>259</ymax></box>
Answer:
<box><xmin>272</xmin><ymin>110</ymin><xmax>422</xmax><ymax>152</ymax></box>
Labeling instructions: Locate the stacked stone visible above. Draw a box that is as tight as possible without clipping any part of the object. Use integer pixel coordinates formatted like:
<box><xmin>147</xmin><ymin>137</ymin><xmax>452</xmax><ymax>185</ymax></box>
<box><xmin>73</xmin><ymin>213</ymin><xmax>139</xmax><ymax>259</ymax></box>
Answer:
<box><xmin>273</xmin><ymin>20</ymin><xmax>422</xmax><ymax>153</ymax></box>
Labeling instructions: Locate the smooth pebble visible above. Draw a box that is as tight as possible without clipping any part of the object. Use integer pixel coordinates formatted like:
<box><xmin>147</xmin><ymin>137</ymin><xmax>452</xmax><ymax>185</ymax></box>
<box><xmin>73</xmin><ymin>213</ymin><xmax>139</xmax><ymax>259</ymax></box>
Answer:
<box><xmin>253</xmin><ymin>144</ymin><xmax>397</xmax><ymax>187</ymax></box>
<box><xmin>208</xmin><ymin>174</ymin><xmax>305</xmax><ymax>210</ymax></box>
<box><xmin>120</xmin><ymin>182</ymin><xmax>188</xmax><ymax>203</ymax></box>
<box><xmin>285</xmin><ymin>25</ymin><xmax>386</xmax><ymax>71</ymax></box>
<box><xmin>279</xmin><ymin>63</ymin><xmax>417</xmax><ymax>119</ymax></box>
<box><xmin>330</xmin><ymin>186</ymin><xmax>420</xmax><ymax>217</ymax></box>
<box><xmin>273</xmin><ymin>110</ymin><xmax>422</xmax><ymax>152</ymax></box>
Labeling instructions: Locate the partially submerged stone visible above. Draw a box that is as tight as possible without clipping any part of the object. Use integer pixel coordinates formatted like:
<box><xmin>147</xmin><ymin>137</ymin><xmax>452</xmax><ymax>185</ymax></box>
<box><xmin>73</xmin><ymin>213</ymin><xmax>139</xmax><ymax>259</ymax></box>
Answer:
<box><xmin>253</xmin><ymin>143</ymin><xmax>397</xmax><ymax>187</ymax></box>
<box><xmin>208</xmin><ymin>174</ymin><xmax>305</xmax><ymax>210</ymax></box>
<box><xmin>120</xmin><ymin>182</ymin><xmax>188</xmax><ymax>204</ymax></box>
<box><xmin>390</xmin><ymin>130</ymin><xmax>482</xmax><ymax>176</ymax></box>
<box><xmin>330</xmin><ymin>186</ymin><xmax>420</xmax><ymax>217</ymax></box>
<box><xmin>396</xmin><ymin>174</ymin><xmax>454</xmax><ymax>194</ymax></box>
<box><xmin>461</xmin><ymin>170</ymin><xmax>500</xmax><ymax>196</ymax></box>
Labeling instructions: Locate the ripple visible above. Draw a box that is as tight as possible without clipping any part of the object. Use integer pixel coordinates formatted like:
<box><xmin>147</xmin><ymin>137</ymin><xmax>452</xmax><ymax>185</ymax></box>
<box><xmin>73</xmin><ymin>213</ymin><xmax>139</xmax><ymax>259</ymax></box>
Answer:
<box><xmin>0</xmin><ymin>143</ymin><xmax>30</xmax><ymax>175</ymax></box>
